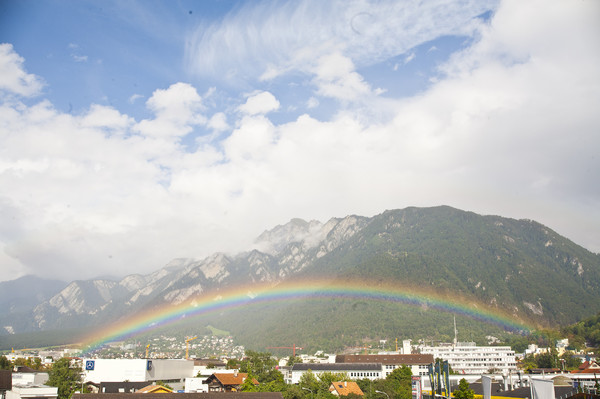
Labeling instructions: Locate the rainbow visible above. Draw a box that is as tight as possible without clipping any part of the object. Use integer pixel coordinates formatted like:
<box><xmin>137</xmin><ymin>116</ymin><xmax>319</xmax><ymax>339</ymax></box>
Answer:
<box><xmin>80</xmin><ymin>279</ymin><xmax>533</xmax><ymax>353</ymax></box>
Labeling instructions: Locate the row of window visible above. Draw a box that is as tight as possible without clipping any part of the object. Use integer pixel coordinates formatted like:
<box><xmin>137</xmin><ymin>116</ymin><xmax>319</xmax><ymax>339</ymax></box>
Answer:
<box><xmin>349</xmin><ymin>372</ymin><xmax>381</xmax><ymax>378</ymax></box>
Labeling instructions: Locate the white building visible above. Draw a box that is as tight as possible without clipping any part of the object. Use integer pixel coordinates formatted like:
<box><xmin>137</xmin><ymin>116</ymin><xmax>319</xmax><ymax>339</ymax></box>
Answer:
<box><xmin>334</xmin><ymin>354</ymin><xmax>434</xmax><ymax>377</ymax></box>
<box><xmin>418</xmin><ymin>342</ymin><xmax>517</xmax><ymax>375</ymax></box>
<box><xmin>6</xmin><ymin>385</ymin><xmax>57</xmax><ymax>399</ymax></box>
<box><xmin>6</xmin><ymin>371</ymin><xmax>57</xmax><ymax>399</ymax></box>
<box><xmin>289</xmin><ymin>363</ymin><xmax>383</xmax><ymax>384</ymax></box>
<box><xmin>81</xmin><ymin>359</ymin><xmax>194</xmax><ymax>390</ymax></box>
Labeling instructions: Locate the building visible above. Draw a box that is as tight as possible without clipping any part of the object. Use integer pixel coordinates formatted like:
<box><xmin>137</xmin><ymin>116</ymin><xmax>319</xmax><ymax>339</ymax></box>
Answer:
<box><xmin>329</xmin><ymin>381</ymin><xmax>363</xmax><ymax>396</ymax></box>
<box><xmin>202</xmin><ymin>373</ymin><xmax>257</xmax><ymax>392</ymax></box>
<box><xmin>82</xmin><ymin>359</ymin><xmax>194</xmax><ymax>391</ymax></box>
<box><xmin>289</xmin><ymin>363</ymin><xmax>383</xmax><ymax>384</ymax></box>
<box><xmin>335</xmin><ymin>354</ymin><xmax>434</xmax><ymax>377</ymax></box>
<box><xmin>4</xmin><ymin>370</ymin><xmax>56</xmax><ymax>399</ymax></box>
<box><xmin>417</xmin><ymin>342</ymin><xmax>517</xmax><ymax>375</ymax></box>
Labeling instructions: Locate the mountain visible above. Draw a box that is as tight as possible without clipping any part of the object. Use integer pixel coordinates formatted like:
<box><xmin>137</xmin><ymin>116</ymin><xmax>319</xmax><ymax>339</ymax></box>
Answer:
<box><xmin>1</xmin><ymin>206</ymin><xmax>599</xmax><ymax>351</ymax></box>
<box><xmin>0</xmin><ymin>275</ymin><xmax>67</xmax><ymax>335</ymax></box>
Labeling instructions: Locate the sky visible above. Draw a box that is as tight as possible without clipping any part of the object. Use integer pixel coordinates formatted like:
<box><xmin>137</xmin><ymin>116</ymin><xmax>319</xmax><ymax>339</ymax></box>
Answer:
<box><xmin>0</xmin><ymin>0</ymin><xmax>599</xmax><ymax>283</ymax></box>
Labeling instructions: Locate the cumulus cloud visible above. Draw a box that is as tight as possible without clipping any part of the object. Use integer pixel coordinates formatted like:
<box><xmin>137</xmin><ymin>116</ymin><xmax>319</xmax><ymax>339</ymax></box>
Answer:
<box><xmin>237</xmin><ymin>91</ymin><xmax>280</xmax><ymax>115</ymax></box>
<box><xmin>0</xmin><ymin>43</ymin><xmax>44</xmax><ymax>97</ymax></box>
<box><xmin>135</xmin><ymin>83</ymin><xmax>207</xmax><ymax>138</ymax></box>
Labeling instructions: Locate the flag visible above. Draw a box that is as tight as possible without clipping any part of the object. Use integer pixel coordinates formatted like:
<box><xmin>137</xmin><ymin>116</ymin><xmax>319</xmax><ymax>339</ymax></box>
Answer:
<box><xmin>531</xmin><ymin>378</ymin><xmax>555</xmax><ymax>399</ymax></box>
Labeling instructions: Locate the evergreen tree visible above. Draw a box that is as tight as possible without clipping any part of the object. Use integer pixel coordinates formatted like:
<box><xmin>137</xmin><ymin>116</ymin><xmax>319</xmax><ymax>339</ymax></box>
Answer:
<box><xmin>453</xmin><ymin>378</ymin><xmax>474</xmax><ymax>399</ymax></box>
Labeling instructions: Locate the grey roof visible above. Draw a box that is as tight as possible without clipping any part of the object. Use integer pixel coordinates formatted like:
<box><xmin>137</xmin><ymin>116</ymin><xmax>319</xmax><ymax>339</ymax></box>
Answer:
<box><xmin>292</xmin><ymin>363</ymin><xmax>382</xmax><ymax>371</ymax></box>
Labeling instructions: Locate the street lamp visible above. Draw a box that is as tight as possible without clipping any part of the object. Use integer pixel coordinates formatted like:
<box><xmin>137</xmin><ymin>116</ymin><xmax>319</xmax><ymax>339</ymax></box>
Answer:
<box><xmin>302</xmin><ymin>387</ymin><xmax>313</xmax><ymax>399</ymax></box>
<box><xmin>375</xmin><ymin>390</ymin><xmax>390</xmax><ymax>399</ymax></box>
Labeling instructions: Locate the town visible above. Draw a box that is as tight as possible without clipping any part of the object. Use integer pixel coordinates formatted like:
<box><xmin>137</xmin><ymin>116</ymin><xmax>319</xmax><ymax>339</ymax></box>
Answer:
<box><xmin>1</xmin><ymin>332</ymin><xmax>598</xmax><ymax>399</ymax></box>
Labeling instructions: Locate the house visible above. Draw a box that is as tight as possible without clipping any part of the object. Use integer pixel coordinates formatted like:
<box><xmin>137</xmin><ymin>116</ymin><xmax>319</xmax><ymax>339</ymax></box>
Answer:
<box><xmin>135</xmin><ymin>385</ymin><xmax>173</xmax><ymax>394</ymax></box>
<box><xmin>329</xmin><ymin>381</ymin><xmax>363</xmax><ymax>396</ymax></box>
<box><xmin>202</xmin><ymin>373</ymin><xmax>258</xmax><ymax>392</ymax></box>
<box><xmin>571</xmin><ymin>360</ymin><xmax>600</xmax><ymax>374</ymax></box>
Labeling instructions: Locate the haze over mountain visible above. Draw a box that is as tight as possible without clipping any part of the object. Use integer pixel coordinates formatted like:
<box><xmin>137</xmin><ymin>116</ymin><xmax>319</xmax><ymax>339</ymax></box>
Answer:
<box><xmin>1</xmin><ymin>206</ymin><xmax>598</xmax><ymax>351</ymax></box>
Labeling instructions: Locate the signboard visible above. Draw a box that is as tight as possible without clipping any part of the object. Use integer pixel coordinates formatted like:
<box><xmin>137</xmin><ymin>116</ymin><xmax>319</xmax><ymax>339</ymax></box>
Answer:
<box><xmin>85</xmin><ymin>360</ymin><xmax>95</xmax><ymax>371</ymax></box>
<box><xmin>146</xmin><ymin>360</ymin><xmax>153</xmax><ymax>371</ymax></box>
<box><xmin>411</xmin><ymin>376</ymin><xmax>422</xmax><ymax>399</ymax></box>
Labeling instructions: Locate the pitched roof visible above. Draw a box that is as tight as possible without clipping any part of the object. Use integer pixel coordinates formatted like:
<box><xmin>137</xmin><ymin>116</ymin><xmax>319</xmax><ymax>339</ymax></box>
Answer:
<box><xmin>329</xmin><ymin>381</ymin><xmax>364</xmax><ymax>396</ymax></box>
<box><xmin>335</xmin><ymin>354</ymin><xmax>433</xmax><ymax>365</ymax></box>
<box><xmin>571</xmin><ymin>360</ymin><xmax>600</xmax><ymax>374</ymax></box>
<box><xmin>205</xmin><ymin>373</ymin><xmax>258</xmax><ymax>386</ymax></box>
<box><xmin>135</xmin><ymin>385</ymin><xmax>173</xmax><ymax>393</ymax></box>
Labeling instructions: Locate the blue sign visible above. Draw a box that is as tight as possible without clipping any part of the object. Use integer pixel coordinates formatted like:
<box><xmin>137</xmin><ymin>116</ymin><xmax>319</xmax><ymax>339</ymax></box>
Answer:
<box><xmin>85</xmin><ymin>360</ymin><xmax>95</xmax><ymax>370</ymax></box>
<box><xmin>146</xmin><ymin>360</ymin><xmax>153</xmax><ymax>371</ymax></box>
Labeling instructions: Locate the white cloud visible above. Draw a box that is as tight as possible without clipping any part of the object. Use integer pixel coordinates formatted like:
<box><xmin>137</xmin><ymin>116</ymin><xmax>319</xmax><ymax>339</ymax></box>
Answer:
<box><xmin>135</xmin><ymin>82</ymin><xmax>207</xmax><ymax>138</ymax></box>
<box><xmin>306</xmin><ymin>97</ymin><xmax>319</xmax><ymax>109</ymax></box>
<box><xmin>186</xmin><ymin>0</ymin><xmax>495</xmax><ymax>81</ymax></box>
<box><xmin>208</xmin><ymin>112</ymin><xmax>229</xmax><ymax>132</ymax></box>
<box><xmin>81</xmin><ymin>104</ymin><xmax>134</xmax><ymax>132</ymax></box>
<box><xmin>0</xmin><ymin>43</ymin><xmax>44</xmax><ymax>97</ymax></box>
<box><xmin>237</xmin><ymin>91</ymin><xmax>280</xmax><ymax>115</ymax></box>
<box><xmin>129</xmin><ymin>93</ymin><xmax>144</xmax><ymax>104</ymax></box>
<box><xmin>1</xmin><ymin>0</ymin><xmax>599</xmax><ymax>284</ymax></box>
<box><xmin>72</xmin><ymin>55</ymin><xmax>88</xmax><ymax>63</ymax></box>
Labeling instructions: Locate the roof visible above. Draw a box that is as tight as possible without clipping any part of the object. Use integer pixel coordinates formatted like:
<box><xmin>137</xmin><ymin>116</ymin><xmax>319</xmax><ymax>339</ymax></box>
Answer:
<box><xmin>329</xmin><ymin>381</ymin><xmax>364</xmax><ymax>396</ymax></box>
<box><xmin>468</xmin><ymin>382</ymin><xmax>576</xmax><ymax>398</ymax></box>
<box><xmin>135</xmin><ymin>385</ymin><xmax>173</xmax><ymax>393</ymax></box>
<box><xmin>571</xmin><ymin>360</ymin><xmax>600</xmax><ymax>373</ymax></box>
<box><xmin>204</xmin><ymin>373</ymin><xmax>258</xmax><ymax>386</ymax></box>
<box><xmin>194</xmin><ymin>359</ymin><xmax>227</xmax><ymax>367</ymax></box>
<box><xmin>335</xmin><ymin>354</ymin><xmax>433</xmax><ymax>365</ymax></box>
<box><xmin>74</xmin><ymin>393</ymin><xmax>283</xmax><ymax>399</ymax></box>
<box><xmin>292</xmin><ymin>363</ymin><xmax>382</xmax><ymax>371</ymax></box>
<box><xmin>99</xmin><ymin>381</ymin><xmax>151</xmax><ymax>393</ymax></box>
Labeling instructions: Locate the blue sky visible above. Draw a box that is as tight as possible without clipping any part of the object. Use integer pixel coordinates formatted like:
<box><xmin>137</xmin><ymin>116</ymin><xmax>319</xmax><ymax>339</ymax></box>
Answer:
<box><xmin>1</xmin><ymin>0</ymin><xmax>599</xmax><ymax>282</ymax></box>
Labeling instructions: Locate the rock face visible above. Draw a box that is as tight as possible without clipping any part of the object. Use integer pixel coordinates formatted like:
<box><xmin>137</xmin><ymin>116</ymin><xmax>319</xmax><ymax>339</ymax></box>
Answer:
<box><xmin>5</xmin><ymin>206</ymin><xmax>600</xmax><ymax>333</ymax></box>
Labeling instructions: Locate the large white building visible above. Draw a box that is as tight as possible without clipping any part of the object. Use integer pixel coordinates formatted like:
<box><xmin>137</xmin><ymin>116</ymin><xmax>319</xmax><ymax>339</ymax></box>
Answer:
<box><xmin>81</xmin><ymin>359</ymin><xmax>194</xmax><ymax>390</ymax></box>
<box><xmin>418</xmin><ymin>342</ymin><xmax>517</xmax><ymax>375</ymax></box>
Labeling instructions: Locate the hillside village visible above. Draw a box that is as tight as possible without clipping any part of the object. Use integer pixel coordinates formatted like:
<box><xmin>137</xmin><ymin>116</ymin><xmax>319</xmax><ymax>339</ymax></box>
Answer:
<box><xmin>1</xmin><ymin>332</ymin><xmax>599</xmax><ymax>399</ymax></box>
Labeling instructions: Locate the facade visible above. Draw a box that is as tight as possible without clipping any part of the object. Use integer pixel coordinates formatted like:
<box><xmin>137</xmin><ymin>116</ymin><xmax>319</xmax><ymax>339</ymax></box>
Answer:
<box><xmin>81</xmin><ymin>359</ymin><xmax>194</xmax><ymax>390</ymax></box>
<box><xmin>335</xmin><ymin>354</ymin><xmax>434</xmax><ymax>377</ymax></box>
<box><xmin>418</xmin><ymin>342</ymin><xmax>517</xmax><ymax>374</ymax></box>
<box><xmin>289</xmin><ymin>363</ymin><xmax>383</xmax><ymax>384</ymax></box>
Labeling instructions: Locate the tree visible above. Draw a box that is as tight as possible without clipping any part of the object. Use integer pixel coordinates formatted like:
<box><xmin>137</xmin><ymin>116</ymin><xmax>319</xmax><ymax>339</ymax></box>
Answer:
<box><xmin>47</xmin><ymin>358</ymin><xmax>82</xmax><ymax>399</ymax></box>
<box><xmin>453</xmin><ymin>378</ymin><xmax>474</xmax><ymax>399</ymax></box>
<box><xmin>0</xmin><ymin>355</ymin><xmax>11</xmax><ymax>370</ymax></box>
<box><xmin>239</xmin><ymin>351</ymin><xmax>278</xmax><ymax>383</ymax></box>
<box><xmin>385</xmin><ymin>366</ymin><xmax>412</xmax><ymax>399</ymax></box>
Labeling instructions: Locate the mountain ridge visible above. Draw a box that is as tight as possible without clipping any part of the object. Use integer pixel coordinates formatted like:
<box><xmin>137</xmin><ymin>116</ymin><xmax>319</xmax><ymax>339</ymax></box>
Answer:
<box><xmin>1</xmin><ymin>206</ymin><xmax>599</xmax><ymax>351</ymax></box>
